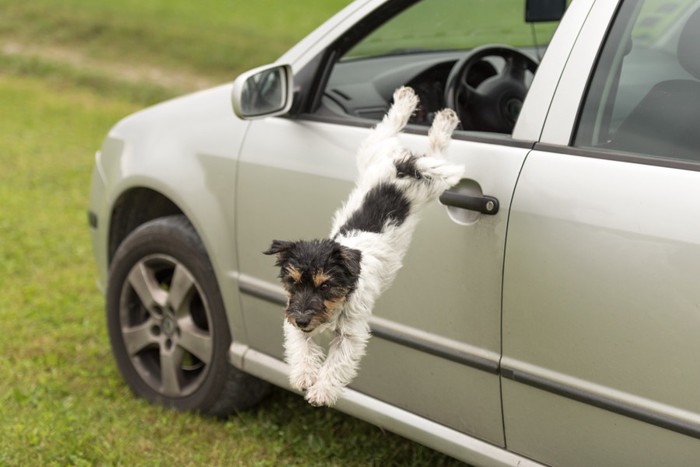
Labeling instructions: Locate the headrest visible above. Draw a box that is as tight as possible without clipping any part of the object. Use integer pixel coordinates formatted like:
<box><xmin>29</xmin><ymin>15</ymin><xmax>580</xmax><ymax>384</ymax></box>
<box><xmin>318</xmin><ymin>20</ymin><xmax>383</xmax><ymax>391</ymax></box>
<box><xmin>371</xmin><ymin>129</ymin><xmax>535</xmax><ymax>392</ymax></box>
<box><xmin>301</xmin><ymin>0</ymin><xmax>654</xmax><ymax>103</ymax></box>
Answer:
<box><xmin>678</xmin><ymin>7</ymin><xmax>700</xmax><ymax>79</ymax></box>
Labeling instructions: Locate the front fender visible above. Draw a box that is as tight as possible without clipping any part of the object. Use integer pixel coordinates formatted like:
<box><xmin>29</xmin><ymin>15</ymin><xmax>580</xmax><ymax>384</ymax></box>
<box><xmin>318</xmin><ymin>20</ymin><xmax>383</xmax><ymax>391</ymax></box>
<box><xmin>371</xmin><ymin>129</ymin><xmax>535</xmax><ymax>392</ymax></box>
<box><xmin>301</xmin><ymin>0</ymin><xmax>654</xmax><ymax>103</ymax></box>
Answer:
<box><xmin>90</xmin><ymin>82</ymin><xmax>252</xmax><ymax>346</ymax></box>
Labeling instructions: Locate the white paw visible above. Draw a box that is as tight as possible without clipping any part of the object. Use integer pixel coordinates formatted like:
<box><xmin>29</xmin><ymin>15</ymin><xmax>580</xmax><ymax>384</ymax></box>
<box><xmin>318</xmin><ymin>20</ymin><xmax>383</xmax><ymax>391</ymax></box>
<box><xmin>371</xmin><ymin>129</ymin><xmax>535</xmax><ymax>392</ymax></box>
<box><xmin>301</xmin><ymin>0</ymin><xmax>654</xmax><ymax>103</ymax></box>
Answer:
<box><xmin>432</xmin><ymin>108</ymin><xmax>460</xmax><ymax>134</ymax></box>
<box><xmin>289</xmin><ymin>368</ymin><xmax>318</xmax><ymax>392</ymax></box>
<box><xmin>393</xmin><ymin>86</ymin><xmax>418</xmax><ymax>106</ymax></box>
<box><xmin>390</xmin><ymin>86</ymin><xmax>419</xmax><ymax>120</ymax></box>
<box><xmin>305</xmin><ymin>382</ymin><xmax>340</xmax><ymax>407</ymax></box>
<box><xmin>429</xmin><ymin>108</ymin><xmax>460</xmax><ymax>155</ymax></box>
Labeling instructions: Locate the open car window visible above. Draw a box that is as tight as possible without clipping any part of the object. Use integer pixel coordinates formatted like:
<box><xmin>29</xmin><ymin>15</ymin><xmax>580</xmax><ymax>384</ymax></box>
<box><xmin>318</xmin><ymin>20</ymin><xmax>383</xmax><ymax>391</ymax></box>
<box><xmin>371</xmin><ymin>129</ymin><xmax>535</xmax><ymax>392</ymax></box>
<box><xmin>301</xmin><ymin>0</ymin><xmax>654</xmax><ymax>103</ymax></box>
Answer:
<box><xmin>318</xmin><ymin>0</ymin><xmax>562</xmax><ymax>134</ymax></box>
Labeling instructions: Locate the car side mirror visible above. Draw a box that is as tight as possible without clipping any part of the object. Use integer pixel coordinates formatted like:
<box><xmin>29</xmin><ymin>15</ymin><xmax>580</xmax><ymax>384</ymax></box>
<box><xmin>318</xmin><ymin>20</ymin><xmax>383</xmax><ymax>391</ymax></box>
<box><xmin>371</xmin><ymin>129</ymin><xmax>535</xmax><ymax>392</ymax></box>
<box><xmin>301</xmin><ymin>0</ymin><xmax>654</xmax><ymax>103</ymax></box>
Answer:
<box><xmin>525</xmin><ymin>0</ymin><xmax>566</xmax><ymax>22</ymax></box>
<box><xmin>231</xmin><ymin>64</ymin><xmax>293</xmax><ymax>119</ymax></box>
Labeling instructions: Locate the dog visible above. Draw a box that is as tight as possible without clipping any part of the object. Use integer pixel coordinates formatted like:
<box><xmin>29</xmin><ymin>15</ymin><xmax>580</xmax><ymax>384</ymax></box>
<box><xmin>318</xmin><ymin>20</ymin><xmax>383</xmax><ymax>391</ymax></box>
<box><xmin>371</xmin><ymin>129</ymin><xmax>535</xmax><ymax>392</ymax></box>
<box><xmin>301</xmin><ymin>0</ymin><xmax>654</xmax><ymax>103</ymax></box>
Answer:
<box><xmin>264</xmin><ymin>86</ymin><xmax>463</xmax><ymax>406</ymax></box>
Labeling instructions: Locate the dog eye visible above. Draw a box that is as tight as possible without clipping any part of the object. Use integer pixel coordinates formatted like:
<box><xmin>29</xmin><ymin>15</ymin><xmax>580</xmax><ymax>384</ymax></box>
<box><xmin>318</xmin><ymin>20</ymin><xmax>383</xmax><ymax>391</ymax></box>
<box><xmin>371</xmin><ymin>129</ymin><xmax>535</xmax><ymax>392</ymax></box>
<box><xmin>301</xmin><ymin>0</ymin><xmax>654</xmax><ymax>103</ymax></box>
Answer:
<box><xmin>319</xmin><ymin>283</ymin><xmax>330</xmax><ymax>291</ymax></box>
<box><xmin>397</xmin><ymin>169</ymin><xmax>422</xmax><ymax>180</ymax></box>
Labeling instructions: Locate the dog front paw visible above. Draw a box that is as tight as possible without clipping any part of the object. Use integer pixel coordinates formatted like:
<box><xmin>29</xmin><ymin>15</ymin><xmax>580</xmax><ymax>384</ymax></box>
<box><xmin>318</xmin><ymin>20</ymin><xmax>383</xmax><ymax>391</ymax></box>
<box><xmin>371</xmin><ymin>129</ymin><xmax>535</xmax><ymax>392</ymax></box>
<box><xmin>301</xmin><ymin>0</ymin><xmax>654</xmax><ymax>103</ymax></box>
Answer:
<box><xmin>393</xmin><ymin>86</ymin><xmax>418</xmax><ymax>106</ymax></box>
<box><xmin>432</xmin><ymin>108</ymin><xmax>460</xmax><ymax>134</ymax></box>
<box><xmin>390</xmin><ymin>86</ymin><xmax>419</xmax><ymax>123</ymax></box>
<box><xmin>289</xmin><ymin>368</ymin><xmax>318</xmax><ymax>392</ymax></box>
<box><xmin>428</xmin><ymin>108</ymin><xmax>460</xmax><ymax>156</ymax></box>
<box><xmin>305</xmin><ymin>382</ymin><xmax>340</xmax><ymax>407</ymax></box>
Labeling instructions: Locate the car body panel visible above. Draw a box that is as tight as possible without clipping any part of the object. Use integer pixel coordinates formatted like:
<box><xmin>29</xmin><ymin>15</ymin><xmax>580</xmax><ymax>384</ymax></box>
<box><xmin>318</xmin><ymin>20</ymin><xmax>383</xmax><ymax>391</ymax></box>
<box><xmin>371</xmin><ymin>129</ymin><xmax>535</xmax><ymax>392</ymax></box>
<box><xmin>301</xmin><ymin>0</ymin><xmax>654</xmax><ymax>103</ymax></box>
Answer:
<box><xmin>502</xmin><ymin>149</ymin><xmax>700</xmax><ymax>464</ymax></box>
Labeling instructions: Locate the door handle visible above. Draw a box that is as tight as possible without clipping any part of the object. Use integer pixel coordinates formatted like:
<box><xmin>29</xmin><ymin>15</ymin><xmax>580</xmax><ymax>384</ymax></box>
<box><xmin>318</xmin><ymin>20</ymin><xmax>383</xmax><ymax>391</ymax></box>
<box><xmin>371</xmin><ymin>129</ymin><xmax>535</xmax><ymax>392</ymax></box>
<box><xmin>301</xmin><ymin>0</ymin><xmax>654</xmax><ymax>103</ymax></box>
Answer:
<box><xmin>439</xmin><ymin>190</ymin><xmax>499</xmax><ymax>215</ymax></box>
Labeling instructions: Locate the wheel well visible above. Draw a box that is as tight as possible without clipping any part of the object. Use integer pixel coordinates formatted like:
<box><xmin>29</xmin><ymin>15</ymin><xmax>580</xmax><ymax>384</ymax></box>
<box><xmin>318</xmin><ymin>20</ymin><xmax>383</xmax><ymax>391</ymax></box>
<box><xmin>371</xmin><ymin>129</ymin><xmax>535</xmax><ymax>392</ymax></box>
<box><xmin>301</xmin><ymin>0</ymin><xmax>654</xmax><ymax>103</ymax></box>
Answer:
<box><xmin>108</xmin><ymin>188</ymin><xmax>184</xmax><ymax>264</ymax></box>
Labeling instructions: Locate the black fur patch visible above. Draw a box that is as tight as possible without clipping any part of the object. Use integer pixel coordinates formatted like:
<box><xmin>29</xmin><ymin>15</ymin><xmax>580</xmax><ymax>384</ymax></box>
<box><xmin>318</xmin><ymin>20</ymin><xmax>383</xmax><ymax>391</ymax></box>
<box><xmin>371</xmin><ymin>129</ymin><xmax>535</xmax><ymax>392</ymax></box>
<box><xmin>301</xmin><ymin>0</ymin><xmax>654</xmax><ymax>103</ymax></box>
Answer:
<box><xmin>395</xmin><ymin>154</ymin><xmax>423</xmax><ymax>180</ymax></box>
<box><xmin>337</xmin><ymin>183</ymin><xmax>410</xmax><ymax>236</ymax></box>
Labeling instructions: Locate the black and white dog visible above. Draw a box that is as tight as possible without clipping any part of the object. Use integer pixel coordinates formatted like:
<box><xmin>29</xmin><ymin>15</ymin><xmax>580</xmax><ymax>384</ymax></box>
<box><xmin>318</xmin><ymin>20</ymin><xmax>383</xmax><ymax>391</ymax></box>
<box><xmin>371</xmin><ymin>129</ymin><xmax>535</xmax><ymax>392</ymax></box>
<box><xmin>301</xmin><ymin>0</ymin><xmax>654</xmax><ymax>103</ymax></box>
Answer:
<box><xmin>265</xmin><ymin>87</ymin><xmax>463</xmax><ymax>406</ymax></box>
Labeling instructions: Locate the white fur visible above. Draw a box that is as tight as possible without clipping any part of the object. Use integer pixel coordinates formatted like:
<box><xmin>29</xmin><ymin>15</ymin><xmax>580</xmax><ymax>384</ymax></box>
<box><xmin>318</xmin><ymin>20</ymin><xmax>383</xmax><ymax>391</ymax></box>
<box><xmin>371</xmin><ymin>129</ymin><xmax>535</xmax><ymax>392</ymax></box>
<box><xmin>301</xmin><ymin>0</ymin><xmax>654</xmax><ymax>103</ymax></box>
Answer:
<box><xmin>286</xmin><ymin>87</ymin><xmax>464</xmax><ymax>406</ymax></box>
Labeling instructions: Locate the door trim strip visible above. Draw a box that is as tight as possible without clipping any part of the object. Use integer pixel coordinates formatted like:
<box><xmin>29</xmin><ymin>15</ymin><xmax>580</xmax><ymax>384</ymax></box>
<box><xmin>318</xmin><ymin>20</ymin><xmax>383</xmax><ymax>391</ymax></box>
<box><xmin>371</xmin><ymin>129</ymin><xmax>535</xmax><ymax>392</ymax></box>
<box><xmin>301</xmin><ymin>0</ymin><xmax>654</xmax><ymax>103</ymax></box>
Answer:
<box><xmin>238</xmin><ymin>274</ymin><xmax>500</xmax><ymax>374</ymax></box>
<box><xmin>501</xmin><ymin>361</ymin><xmax>700</xmax><ymax>440</ymax></box>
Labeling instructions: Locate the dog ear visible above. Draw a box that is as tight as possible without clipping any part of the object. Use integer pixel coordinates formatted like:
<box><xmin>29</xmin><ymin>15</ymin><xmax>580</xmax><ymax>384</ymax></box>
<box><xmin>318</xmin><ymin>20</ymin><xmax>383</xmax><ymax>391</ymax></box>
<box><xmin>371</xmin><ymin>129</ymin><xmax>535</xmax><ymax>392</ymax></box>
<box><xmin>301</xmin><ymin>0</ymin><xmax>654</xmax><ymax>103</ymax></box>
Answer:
<box><xmin>334</xmin><ymin>244</ymin><xmax>362</xmax><ymax>278</ymax></box>
<box><xmin>263</xmin><ymin>240</ymin><xmax>294</xmax><ymax>256</ymax></box>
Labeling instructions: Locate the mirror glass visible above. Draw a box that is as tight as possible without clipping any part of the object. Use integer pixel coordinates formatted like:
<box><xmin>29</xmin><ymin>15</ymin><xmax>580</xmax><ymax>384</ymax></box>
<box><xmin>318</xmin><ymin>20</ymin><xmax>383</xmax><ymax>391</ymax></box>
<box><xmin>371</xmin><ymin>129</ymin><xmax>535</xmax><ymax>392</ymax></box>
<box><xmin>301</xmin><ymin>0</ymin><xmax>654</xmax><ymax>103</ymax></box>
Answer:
<box><xmin>239</xmin><ymin>67</ymin><xmax>287</xmax><ymax>116</ymax></box>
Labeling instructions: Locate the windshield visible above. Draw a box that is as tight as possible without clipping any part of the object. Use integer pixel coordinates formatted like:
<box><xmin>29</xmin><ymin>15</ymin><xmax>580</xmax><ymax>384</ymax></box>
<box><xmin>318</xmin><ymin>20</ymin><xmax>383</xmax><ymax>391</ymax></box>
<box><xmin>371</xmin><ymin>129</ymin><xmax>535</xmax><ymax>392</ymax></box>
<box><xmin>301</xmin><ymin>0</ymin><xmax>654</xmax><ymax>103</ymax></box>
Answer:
<box><xmin>345</xmin><ymin>0</ymin><xmax>562</xmax><ymax>60</ymax></box>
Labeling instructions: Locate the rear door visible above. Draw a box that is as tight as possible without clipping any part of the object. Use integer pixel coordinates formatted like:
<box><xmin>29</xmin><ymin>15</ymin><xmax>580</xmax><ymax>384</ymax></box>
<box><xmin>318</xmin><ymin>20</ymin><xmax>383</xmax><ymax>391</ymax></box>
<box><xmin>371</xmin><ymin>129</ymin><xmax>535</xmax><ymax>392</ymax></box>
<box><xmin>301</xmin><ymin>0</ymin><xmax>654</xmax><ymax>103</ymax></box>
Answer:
<box><xmin>502</xmin><ymin>1</ymin><xmax>700</xmax><ymax>464</ymax></box>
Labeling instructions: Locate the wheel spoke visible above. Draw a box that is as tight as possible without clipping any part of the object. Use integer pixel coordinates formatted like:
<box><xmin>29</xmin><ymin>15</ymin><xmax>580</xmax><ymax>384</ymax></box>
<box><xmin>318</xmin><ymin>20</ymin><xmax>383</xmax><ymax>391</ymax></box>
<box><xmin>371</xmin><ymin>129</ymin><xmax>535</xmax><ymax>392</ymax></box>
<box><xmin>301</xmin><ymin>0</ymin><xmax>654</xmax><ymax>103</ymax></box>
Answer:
<box><xmin>178</xmin><ymin>318</ymin><xmax>213</xmax><ymax>364</ymax></box>
<box><xmin>161</xmin><ymin>346</ymin><xmax>183</xmax><ymax>397</ymax></box>
<box><xmin>128</xmin><ymin>262</ymin><xmax>167</xmax><ymax>312</ymax></box>
<box><xmin>168</xmin><ymin>264</ymin><xmax>196</xmax><ymax>312</ymax></box>
<box><xmin>505</xmin><ymin>55</ymin><xmax>526</xmax><ymax>83</ymax></box>
<box><xmin>123</xmin><ymin>320</ymin><xmax>158</xmax><ymax>356</ymax></box>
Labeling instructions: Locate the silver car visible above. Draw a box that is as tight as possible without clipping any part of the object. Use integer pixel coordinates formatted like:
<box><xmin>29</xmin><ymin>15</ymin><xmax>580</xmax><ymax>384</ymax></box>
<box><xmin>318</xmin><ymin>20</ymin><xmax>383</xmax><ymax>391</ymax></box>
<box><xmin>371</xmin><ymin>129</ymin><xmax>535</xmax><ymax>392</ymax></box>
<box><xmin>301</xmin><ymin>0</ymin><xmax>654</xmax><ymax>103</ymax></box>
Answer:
<box><xmin>89</xmin><ymin>0</ymin><xmax>700</xmax><ymax>464</ymax></box>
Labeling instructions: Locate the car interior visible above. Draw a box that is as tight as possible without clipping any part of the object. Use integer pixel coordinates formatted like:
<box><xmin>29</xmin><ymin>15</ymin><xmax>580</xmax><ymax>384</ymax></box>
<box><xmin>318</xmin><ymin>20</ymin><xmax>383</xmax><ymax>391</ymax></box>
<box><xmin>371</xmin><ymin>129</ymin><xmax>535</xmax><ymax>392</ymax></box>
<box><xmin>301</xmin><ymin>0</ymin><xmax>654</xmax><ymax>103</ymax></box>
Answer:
<box><xmin>310</xmin><ymin>0</ymin><xmax>560</xmax><ymax>135</ymax></box>
<box><xmin>322</xmin><ymin>47</ymin><xmax>539</xmax><ymax>134</ymax></box>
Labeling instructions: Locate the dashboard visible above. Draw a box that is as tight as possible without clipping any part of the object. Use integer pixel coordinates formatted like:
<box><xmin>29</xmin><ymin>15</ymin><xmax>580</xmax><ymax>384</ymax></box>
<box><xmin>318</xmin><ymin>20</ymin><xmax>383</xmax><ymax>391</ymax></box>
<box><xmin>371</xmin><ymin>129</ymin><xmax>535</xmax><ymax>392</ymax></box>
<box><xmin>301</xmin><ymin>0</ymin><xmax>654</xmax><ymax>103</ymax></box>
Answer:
<box><xmin>321</xmin><ymin>50</ymin><xmax>464</xmax><ymax>125</ymax></box>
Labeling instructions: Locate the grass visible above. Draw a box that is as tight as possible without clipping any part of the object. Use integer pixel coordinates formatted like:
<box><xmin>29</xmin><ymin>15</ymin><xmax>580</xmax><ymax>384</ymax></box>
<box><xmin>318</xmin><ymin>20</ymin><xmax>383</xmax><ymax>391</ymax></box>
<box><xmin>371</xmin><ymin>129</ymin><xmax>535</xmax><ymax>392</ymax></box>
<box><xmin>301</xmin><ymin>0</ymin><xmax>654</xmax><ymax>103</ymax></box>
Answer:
<box><xmin>0</xmin><ymin>0</ymin><xmax>352</xmax><ymax>88</ymax></box>
<box><xmin>0</xmin><ymin>0</ymin><xmax>466</xmax><ymax>464</ymax></box>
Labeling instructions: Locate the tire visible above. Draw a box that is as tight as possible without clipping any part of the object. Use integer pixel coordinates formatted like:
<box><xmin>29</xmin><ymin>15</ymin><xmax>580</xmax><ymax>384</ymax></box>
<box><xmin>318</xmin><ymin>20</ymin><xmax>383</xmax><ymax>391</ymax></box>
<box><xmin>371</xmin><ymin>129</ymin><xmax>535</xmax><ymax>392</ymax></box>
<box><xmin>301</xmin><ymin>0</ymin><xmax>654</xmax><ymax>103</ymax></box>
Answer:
<box><xmin>106</xmin><ymin>215</ymin><xmax>269</xmax><ymax>417</ymax></box>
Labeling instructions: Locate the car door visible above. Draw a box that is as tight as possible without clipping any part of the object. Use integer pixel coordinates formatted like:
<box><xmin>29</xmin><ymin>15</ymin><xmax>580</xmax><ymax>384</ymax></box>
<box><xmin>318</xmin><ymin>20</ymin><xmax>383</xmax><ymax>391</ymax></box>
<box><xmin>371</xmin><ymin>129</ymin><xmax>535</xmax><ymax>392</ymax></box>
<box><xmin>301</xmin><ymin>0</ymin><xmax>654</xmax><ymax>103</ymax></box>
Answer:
<box><xmin>233</xmin><ymin>0</ymin><xmax>565</xmax><ymax>447</ymax></box>
<box><xmin>502</xmin><ymin>0</ymin><xmax>700</xmax><ymax>464</ymax></box>
<box><xmin>236</xmin><ymin>116</ymin><xmax>523</xmax><ymax>447</ymax></box>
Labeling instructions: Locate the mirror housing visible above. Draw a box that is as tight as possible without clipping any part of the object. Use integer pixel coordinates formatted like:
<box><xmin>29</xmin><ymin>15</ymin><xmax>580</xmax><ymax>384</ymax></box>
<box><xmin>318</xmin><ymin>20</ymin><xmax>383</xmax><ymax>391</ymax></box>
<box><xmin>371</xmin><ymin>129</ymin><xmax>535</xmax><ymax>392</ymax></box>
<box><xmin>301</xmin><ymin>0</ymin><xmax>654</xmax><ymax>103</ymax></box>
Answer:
<box><xmin>525</xmin><ymin>0</ymin><xmax>566</xmax><ymax>22</ymax></box>
<box><xmin>231</xmin><ymin>64</ymin><xmax>293</xmax><ymax>119</ymax></box>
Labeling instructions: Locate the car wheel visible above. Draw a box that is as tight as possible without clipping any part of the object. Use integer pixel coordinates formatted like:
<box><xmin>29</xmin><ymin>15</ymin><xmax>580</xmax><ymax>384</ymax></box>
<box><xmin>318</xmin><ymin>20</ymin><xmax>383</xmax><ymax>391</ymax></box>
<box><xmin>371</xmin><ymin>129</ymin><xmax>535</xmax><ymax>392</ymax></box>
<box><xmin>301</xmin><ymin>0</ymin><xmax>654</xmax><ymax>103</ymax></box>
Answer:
<box><xmin>106</xmin><ymin>215</ymin><xmax>269</xmax><ymax>416</ymax></box>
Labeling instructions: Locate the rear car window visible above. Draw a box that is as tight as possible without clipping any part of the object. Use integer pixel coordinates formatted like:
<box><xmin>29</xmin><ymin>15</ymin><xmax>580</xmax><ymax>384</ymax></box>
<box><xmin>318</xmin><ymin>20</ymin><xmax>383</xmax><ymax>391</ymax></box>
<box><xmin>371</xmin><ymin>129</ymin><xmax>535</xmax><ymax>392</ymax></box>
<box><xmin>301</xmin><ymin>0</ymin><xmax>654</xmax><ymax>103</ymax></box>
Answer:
<box><xmin>574</xmin><ymin>0</ymin><xmax>700</xmax><ymax>162</ymax></box>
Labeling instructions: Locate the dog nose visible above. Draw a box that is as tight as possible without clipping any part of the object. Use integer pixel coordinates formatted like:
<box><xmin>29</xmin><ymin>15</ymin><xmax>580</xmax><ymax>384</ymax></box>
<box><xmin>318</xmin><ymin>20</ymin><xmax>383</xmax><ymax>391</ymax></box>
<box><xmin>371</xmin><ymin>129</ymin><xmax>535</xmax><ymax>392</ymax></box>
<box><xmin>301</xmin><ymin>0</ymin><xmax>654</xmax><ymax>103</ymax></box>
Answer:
<box><xmin>295</xmin><ymin>316</ymin><xmax>311</xmax><ymax>328</ymax></box>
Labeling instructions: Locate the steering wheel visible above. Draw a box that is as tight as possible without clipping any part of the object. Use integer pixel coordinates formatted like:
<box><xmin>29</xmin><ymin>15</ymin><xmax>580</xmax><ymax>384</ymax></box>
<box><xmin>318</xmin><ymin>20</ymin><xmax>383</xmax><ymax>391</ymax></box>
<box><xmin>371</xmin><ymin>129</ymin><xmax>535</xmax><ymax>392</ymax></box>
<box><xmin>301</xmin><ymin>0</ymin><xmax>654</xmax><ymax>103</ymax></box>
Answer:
<box><xmin>445</xmin><ymin>45</ymin><xmax>538</xmax><ymax>133</ymax></box>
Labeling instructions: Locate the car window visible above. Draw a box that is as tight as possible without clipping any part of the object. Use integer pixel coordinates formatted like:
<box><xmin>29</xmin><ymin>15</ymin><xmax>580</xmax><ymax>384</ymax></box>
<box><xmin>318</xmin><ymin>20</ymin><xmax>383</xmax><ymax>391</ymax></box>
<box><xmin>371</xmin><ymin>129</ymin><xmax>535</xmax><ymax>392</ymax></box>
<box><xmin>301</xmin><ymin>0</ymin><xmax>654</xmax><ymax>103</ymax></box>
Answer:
<box><xmin>574</xmin><ymin>0</ymin><xmax>700</xmax><ymax>162</ymax></box>
<box><xmin>318</xmin><ymin>0</ymin><xmax>561</xmax><ymax>133</ymax></box>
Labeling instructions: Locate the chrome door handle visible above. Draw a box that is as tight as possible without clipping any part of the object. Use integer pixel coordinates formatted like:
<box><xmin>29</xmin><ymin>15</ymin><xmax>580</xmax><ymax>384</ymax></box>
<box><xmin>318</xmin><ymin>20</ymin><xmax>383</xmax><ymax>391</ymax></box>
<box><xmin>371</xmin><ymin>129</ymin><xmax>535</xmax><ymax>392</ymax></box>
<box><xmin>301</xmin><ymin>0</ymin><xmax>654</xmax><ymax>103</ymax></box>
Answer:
<box><xmin>439</xmin><ymin>190</ymin><xmax>499</xmax><ymax>215</ymax></box>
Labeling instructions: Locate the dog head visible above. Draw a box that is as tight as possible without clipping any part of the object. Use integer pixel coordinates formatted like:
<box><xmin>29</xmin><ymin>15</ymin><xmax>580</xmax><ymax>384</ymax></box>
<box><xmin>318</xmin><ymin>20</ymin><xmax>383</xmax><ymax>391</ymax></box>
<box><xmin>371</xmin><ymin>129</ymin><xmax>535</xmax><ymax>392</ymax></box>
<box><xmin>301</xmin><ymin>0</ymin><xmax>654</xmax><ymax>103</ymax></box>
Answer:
<box><xmin>264</xmin><ymin>239</ymin><xmax>362</xmax><ymax>333</ymax></box>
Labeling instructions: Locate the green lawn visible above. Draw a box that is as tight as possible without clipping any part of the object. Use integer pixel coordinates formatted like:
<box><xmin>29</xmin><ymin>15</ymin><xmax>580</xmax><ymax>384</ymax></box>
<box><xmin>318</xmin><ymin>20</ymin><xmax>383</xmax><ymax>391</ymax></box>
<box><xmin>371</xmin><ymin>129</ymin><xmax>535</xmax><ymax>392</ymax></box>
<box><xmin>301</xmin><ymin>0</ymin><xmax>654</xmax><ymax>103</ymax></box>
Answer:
<box><xmin>0</xmin><ymin>0</ymin><xmax>352</xmax><ymax>87</ymax></box>
<box><xmin>0</xmin><ymin>0</ymin><xmax>468</xmax><ymax>464</ymax></box>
